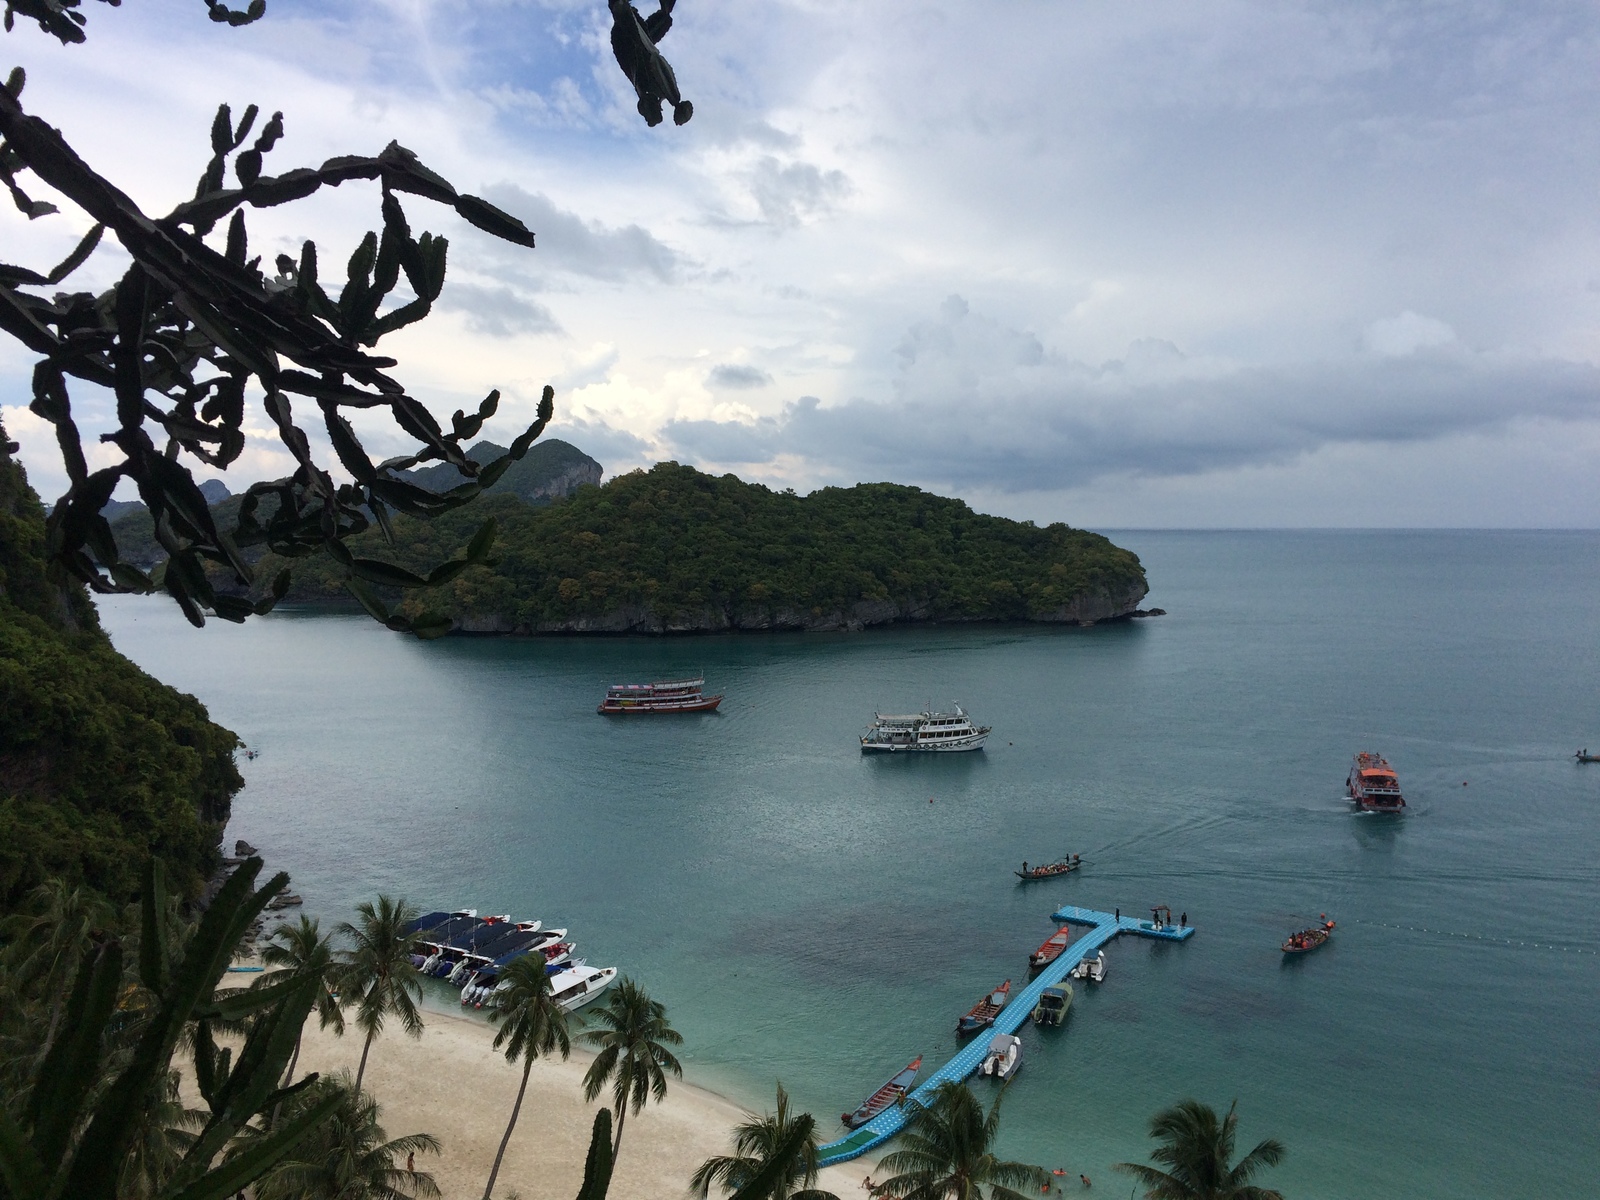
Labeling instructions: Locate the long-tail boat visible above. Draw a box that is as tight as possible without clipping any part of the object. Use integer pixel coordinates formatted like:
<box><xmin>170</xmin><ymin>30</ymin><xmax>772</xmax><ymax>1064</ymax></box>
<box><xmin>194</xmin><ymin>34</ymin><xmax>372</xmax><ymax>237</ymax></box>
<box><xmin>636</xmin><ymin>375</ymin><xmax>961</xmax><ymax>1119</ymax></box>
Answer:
<box><xmin>1029</xmin><ymin>924</ymin><xmax>1076</xmax><ymax>969</ymax></box>
<box><xmin>841</xmin><ymin>1055</ymin><xmax>922</xmax><ymax>1129</ymax></box>
<box><xmin>956</xmin><ymin>980</ymin><xmax>1011</xmax><ymax>1035</ymax></box>
<box><xmin>1283</xmin><ymin>917</ymin><xmax>1335</xmax><ymax>954</ymax></box>
<box><xmin>1015</xmin><ymin>855</ymin><xmax>1081</xmax><ymax>881</ymax></box>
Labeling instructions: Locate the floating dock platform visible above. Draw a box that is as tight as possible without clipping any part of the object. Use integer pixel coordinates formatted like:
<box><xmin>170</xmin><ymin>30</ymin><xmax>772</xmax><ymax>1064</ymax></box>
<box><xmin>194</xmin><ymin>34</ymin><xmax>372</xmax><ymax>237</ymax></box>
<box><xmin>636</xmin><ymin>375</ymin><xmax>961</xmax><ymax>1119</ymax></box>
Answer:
<box><xmin>817</xmin><ymin>904</ymin><xmax>1192</xmax><ymax>1166</ymax></box>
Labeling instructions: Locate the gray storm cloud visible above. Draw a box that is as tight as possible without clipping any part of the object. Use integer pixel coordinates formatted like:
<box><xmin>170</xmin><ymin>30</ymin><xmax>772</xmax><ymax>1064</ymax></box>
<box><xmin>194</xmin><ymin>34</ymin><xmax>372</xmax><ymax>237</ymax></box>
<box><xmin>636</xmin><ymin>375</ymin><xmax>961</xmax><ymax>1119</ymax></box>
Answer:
<box><xmin>480</xmin><ymin>185</ymin><xmax>679</xmax><ymax>282</ymax></box>
<box><xmin>664</xmin><ymin>298</ymin><xmax>1600</xmax><ymax>492</ymax></box>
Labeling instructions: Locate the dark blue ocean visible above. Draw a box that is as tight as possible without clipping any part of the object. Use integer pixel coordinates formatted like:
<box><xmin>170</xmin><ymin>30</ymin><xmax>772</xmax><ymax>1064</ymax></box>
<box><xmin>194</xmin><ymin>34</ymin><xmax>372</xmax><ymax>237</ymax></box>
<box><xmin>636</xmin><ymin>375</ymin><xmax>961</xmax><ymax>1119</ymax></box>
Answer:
<box><xmin>99</xmin><ymin>531</ymin><xmax>1600</xmax><ymax>1199</ymax></box>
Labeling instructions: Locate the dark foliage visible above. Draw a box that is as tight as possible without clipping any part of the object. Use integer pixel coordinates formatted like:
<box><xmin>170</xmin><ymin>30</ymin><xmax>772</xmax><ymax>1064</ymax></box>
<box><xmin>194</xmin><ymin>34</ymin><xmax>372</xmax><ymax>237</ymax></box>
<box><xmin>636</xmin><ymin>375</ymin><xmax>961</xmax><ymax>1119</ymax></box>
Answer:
<box><xmin>0</xmin><ymin>857</ymin><xmax>340</xmax><ymax>1200</ymax></box>
<box><xmin>0</xmin><ymin>425</ymin><xmax>241</xmax><ymax>911</ymax></box>
<box><xmin>0</xmin><ymin>52</ymin><xmax>554</xmax><ymax>636</ymax></box>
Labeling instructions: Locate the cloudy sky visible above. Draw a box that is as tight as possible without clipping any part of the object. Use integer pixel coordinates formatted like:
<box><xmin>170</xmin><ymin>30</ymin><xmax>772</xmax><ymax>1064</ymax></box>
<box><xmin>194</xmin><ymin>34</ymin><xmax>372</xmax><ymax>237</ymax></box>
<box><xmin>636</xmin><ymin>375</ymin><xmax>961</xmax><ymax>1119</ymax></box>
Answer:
<box><xmin>5</xmin><ymin>0</ymin><xmax>1600</xmax><ymax>526</ymax></box>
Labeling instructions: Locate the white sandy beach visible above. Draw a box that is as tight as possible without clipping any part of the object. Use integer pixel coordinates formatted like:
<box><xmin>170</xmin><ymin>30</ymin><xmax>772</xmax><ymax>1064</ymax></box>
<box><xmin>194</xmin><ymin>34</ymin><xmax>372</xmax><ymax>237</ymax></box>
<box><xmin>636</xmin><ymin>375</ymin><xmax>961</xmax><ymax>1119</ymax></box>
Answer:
<box><xmin>287</xmin><ymin>1005</ymin><xmax>879</xmax><ymax>1200</ymax></box>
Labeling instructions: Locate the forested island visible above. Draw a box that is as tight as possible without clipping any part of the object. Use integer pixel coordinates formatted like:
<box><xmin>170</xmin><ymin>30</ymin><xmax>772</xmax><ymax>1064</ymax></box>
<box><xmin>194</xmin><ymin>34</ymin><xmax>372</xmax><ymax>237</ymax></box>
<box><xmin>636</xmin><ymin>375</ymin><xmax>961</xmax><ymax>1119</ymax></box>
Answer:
<box><xmin>233</xmin><ymin>456</ymin><xmax>1150</xmax><ymax>634</ymax></box>
<box><xmin>0</xmin><ymin>424</ymin><xmax>240</xmax><ymax>908</ymax></box>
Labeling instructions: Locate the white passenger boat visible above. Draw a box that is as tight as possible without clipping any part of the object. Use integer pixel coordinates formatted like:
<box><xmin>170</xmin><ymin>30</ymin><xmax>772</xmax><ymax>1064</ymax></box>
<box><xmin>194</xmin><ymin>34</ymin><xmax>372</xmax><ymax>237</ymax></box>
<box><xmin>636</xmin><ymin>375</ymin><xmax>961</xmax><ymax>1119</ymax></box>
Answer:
<box><xmin>549</xmin><ymin>963</ymin><xmax>618</xmax><ymax>1012</ymax></box>
<box><xmin>978</xmin><ymin>1032</ymin><xmax>1022</xmax><ymax>1080</ymax></box>
<box><xmin>860</xmin><ymin>705</ymin><xmax>991</xmax><ymax>753</ymax></box>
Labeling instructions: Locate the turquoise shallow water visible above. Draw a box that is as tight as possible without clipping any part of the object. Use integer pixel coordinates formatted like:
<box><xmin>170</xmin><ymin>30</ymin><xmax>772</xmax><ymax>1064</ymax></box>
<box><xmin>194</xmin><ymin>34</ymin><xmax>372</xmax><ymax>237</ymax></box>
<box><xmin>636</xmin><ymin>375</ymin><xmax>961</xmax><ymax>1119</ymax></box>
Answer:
<box><xmin>99</xmin><ymin>531</ymin><xmax>1600</xmax><ymax>1199</ymax></box>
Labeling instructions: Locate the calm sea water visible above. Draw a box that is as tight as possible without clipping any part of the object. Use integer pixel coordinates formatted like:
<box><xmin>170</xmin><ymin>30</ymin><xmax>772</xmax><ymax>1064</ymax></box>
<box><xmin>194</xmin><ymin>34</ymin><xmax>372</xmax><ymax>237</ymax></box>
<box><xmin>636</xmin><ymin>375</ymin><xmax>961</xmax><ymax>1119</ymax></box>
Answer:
<box><xmin>99</xmin><ymin>531</ymin><xmax>1600</xmax><ymax>1199</ymax></box>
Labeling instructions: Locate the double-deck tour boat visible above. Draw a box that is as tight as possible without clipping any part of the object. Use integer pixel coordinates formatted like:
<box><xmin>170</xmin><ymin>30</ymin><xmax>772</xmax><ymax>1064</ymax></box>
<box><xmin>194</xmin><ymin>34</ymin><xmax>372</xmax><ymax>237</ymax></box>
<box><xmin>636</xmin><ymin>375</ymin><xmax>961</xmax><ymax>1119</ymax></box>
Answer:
<box><xmin>1347</xmin><ymin>752</ymin><xmax>1405</xmax><ymax>811</ymax></box>
<box><xmin>860</xmin><ymin>706</ymin><xmax>991</xmax><ymax>752</ymax></box>
<box><xmin>597</xmin><ymin>676</ymin><xmax>723</xmax><ymax>714</ymax></box>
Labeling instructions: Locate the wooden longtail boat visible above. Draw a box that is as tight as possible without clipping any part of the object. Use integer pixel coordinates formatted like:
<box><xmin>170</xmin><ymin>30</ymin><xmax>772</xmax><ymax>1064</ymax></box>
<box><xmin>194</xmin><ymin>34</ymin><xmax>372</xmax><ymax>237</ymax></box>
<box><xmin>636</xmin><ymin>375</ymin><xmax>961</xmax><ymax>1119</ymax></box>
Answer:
<box><xmin>1029</xmin><ymin>924</ymin><xmax>1076</xmax><ymax>969</ymax></box>
<box><xmin>956</xmin><ymin>980</ymin><xmax>1011</xmax><ymax>1035</ymax></box>
<box><xmin>841</xmin><ymin>1055</ymin><xmax>922</xmax><ymax>1129</ymax></box>
<box><xmin>1283</xmin><ymin>918</ymin><xmax>1335</xmax><ymax>954</ymax></box>
<box><xmin>1015</xmin><ymin>855</ymin><xmax>1080</xmax><ymax>881</ymax></box>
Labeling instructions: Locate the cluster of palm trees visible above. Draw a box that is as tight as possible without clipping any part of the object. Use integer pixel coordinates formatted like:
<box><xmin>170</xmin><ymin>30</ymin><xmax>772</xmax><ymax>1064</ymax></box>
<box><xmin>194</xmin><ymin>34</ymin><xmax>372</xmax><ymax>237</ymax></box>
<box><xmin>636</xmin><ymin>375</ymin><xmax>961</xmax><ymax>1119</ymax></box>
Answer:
<box><xmin>689</xmin><ymin>1079</ymin><xmax>1286</xmax><ymax>1200</ymax></box>
<box><xmin>0</xmin><ymin>881</ymin><xmax>1286</xmax><ymax>1200</ymax></box>
<box><xmin>255</xmin><ymin>896</ymin><xmax>688</xmax><ymax>1200</ymax></box>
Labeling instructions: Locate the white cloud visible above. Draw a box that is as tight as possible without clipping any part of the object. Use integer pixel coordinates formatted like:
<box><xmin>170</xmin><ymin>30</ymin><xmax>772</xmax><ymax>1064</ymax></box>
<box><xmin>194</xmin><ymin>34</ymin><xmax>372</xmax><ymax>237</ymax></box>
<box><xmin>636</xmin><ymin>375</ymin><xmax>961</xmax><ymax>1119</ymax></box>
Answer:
<box><xmin>4</xmin><ymin>1</ymin><xmax>1600</xmax><ymax>525</ymax></box>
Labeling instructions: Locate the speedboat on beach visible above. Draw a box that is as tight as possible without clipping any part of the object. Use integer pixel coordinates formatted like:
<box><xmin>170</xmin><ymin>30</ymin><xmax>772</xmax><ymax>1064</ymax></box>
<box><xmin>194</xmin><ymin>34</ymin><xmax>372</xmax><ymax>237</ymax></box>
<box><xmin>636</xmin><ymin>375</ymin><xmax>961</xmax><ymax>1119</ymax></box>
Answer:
<box><xmin>549</xmin><ymin>963</ymin><xmax>618</xmax><ymax>1012</ymax></box>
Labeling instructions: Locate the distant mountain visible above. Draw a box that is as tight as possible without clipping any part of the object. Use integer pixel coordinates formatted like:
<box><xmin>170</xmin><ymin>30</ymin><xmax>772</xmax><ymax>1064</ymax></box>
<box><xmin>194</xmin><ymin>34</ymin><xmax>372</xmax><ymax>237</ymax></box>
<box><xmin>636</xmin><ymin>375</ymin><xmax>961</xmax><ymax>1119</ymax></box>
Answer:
<box><xmin>402</xmin><ymin>438</ymin><xmax>600</xmax><ymax>506</ymax></box>
<box><xmin>45</xmin><ymin>477</ymin><xmax>227</xmax><ymax>521</ymax></box>
<box><xmin>105</xmin><ymin>440</ymin><xmax>601</xmax><ymax>567</ymax></box>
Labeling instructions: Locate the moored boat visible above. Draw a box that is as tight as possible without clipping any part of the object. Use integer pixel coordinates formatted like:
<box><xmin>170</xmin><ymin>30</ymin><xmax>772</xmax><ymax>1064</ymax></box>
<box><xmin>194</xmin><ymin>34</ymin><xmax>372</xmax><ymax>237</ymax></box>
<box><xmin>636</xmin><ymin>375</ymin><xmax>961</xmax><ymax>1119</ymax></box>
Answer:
<box><xmin>598</xmin><ymin>677</ymin><xmax>722</xmax><ymax>714</ymax></box>
<box><xmin>1029</xmin><ymin>924</ymin><xmax>1075</xmax><ymax>969</ymax></box>
<box><xmin>860</xmin><ymin>706</ymin><xmax>991</xmax><ymax>753</ymax></box>
<box><xmin>1283</xmin><ymin>917</ymin><xmax>1336</xmax><ymax>954</ymax></box>
<box><xmin>1069</xmin><ymin>951</ymin><xmax>1106</xmax><ymax>983</ymax></box>
<box><xmin>841</xmin><ymin>1055</ymin><xmax>922</xmax><ymax>1129</ymax></box>
<box><xmin>548</xmin><ymin>963</ymin><xmax>618</xmax><ymax>1011</ymax></box>
<box><xmin>1032</xmin><ymin>983</ymin><xmax>1073</xmax><ymax>1026</ymax></box>
<box><xmin>956</xmin><ymin>980</ymin><xmax>1011</xmax><ymax>1035</ymax></box>
<box><xmin>1348</xmin><ymin>752</ymin><xmax>1405</xmax><ymax>811</ymax></box>
<box><xmin>1016</xmin><ymin>855</ymin><xmax>1080</xmax><ymax>881</ymax></box>
<box><xmin>977</xmin><ymin>1032</ymin><xmax>1022</xmax><ymax>1080</ymax></box>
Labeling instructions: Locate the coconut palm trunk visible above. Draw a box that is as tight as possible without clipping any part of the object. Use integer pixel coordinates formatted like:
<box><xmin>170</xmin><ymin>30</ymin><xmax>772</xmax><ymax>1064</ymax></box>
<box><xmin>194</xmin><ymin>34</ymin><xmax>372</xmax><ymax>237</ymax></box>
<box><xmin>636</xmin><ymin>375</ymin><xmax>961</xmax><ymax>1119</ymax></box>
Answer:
<box><xmin>482</xmin><ymin>1055</ymin><xmax>535</xmax><ymax>1200</ymax></box>
<box><xmin>355</xmin><ymin>1025</ymin><xmax>378</xmax><ymax>1092</ymax></box>
<box><xmin>481</xmin><ymin>953</ymin><xmax>572</xmax><ymax>1200</ymax></box>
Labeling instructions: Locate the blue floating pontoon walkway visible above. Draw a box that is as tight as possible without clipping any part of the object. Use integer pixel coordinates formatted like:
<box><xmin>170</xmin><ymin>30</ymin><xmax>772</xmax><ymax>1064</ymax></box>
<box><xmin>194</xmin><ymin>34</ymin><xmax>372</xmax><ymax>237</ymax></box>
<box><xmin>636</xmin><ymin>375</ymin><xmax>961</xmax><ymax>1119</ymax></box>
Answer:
<box><xmin>817</xmin><ymin>904</ymin><xmax>1192</xmax><ymax>1166</ymax></box>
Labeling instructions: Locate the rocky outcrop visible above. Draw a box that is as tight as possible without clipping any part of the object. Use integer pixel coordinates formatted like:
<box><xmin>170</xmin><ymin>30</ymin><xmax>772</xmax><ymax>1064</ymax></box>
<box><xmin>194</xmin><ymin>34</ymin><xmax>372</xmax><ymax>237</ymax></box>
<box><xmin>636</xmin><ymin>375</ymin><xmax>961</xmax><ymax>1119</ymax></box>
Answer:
<box><xmin>452</xmin><ymin>579</ymin><xmax>1149</xmax><ymax>636</ymax></box>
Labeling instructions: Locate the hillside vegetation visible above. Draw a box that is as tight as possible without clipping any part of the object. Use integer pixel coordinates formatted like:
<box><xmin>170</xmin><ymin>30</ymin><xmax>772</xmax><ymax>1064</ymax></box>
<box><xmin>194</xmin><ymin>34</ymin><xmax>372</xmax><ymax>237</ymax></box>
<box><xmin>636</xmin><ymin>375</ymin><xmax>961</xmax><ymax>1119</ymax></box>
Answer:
<box><xmin>257</xmin><ymin>462</ymin><xmax>1149</xmax><ymax>633</ymax></box>
<box><xmin>0</xmin><ymin>424</ymin><xmax>241</xmax><ymax>910</ymax></box>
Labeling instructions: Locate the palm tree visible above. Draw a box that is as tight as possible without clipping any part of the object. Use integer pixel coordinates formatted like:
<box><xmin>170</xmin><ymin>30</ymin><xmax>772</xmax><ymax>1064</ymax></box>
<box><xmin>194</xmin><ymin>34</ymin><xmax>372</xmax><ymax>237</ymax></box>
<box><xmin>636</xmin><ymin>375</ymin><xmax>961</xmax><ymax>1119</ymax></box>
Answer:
<box><xmin>875</xmin><ymin>1080</ymin><xmax>1048</xmax><ymax>1200</ymax></box>
<box><xmin>336</xmin><ymin>895</ymin><xmax>424</xmax><ymax>1090</ymax></box>
<box><xmin>580</xmin><ymin>977</ymin><xmax>684</xmax><ymax>1161</ymax></box>
<box><xmin>691</xmin><ymin>1082</ymin><xmax>839</xmax><ymax>1200</ymax></box>
<box><xmin>117</xmin><ymin>1070</ymin><xmax>208</xmax><ymax>1199</ymax></box>
<box><xmin>261</xmin><ymin>915</ymin><xmax>345</xmax><ymax>1087</ymax></box>
<box><xmin>481</xmin><ymin>955</ymin><xmax>574</xmax><ymax>1200</ymax></box>
<box><xmin>248</xmin><ymin>1070</ymin><xmax>441</xmax><ymax>1200</ymax></box>
<box><xmin>1114</xmin><ymin>1099</ymin><xmax>1286</xmax><ymax>1200</ymax></box>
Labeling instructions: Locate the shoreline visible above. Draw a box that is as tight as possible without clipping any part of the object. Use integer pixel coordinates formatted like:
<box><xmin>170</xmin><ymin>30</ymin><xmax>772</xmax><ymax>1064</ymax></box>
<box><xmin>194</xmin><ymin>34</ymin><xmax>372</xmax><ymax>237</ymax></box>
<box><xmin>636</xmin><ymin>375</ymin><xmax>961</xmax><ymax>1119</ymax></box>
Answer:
<box><xmin>286</xmin><ymin>1001</ymin><xmax>879</xmax><ymax>1199</ymax></box>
